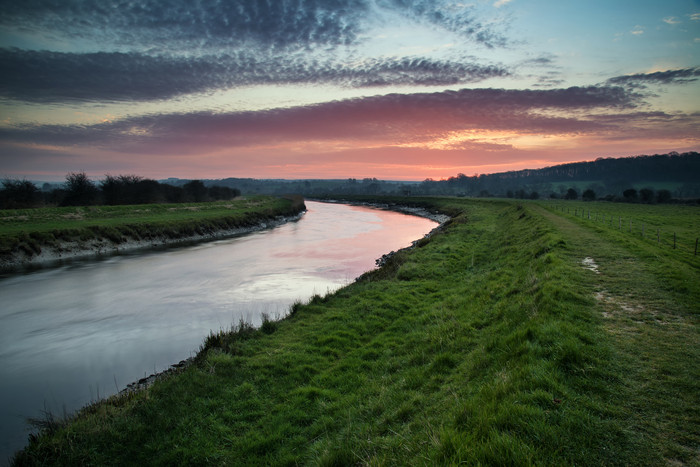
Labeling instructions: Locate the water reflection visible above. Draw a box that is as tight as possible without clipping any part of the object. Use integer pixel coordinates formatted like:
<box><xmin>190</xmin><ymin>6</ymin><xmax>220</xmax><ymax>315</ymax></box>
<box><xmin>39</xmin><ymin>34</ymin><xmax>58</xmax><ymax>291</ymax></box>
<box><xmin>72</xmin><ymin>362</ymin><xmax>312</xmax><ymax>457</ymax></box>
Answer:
<box><xmin>0</xmin><ymin>201</ymin><xmax>437</xmax><ymax>461</ymax></box>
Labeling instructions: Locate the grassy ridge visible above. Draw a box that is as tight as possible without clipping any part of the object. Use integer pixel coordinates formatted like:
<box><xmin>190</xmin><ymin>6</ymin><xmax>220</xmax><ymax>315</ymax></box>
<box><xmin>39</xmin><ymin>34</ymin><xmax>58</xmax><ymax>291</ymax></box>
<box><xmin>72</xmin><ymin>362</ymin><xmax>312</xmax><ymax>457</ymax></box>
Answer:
<box><xmin>0</xmin><ymin>195</ymin><xmax>305</xmax><ymax>259</ymax></box>
<box><xmin>13</xmin><ymin>198</ymin><xmax>699</xmax><ymax>465</ymax></box>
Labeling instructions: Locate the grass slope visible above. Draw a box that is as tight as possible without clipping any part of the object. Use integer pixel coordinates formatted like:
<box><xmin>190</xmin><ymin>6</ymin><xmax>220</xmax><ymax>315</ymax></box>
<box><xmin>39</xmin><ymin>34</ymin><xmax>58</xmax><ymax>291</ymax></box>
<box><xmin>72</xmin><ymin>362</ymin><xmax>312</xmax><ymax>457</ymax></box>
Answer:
<box><xmin>13</xmin><ymin>198</ymin><xmax>699</xmax><ymax>466</ymax></box>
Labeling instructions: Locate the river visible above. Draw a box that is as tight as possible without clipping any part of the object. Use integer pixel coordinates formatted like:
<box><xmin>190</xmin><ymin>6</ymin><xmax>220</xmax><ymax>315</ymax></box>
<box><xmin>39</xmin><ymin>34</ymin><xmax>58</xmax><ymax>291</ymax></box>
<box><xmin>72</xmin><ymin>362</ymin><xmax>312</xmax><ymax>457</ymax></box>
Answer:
<box><xmin>0</xmin><ymin>201</ymin><xmax>439</xmax><ymax>463</ymax></box>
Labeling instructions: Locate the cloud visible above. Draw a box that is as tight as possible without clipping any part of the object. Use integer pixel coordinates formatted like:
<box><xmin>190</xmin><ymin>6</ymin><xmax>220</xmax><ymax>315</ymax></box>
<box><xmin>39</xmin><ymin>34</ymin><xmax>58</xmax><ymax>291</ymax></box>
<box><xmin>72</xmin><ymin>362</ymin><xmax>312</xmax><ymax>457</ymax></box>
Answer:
<box><xmin>0</xmin><ymin>85</ymin><xmax>645</xmax><ymax>151</ymax></box>
<box><xmin>689</xmin><ymin>13</ymin><xmax>700</xmax><ymax>21</ymax></box>
<box><xmin>0</xmin><ymin>1</ymin><xmax>513</xmax><ymax>103</ymax></box>
<box><xmin>1</xmin><ymin>0</ymin><xmax>507</xmax><ymax>53</ymax></box>
<box><xmin>519</xmin><ymin>55</ymin><xmax>557</xmax><ymax>67</ymax></box>
<box><xmin>3</xmin><ymin>85</ymin><xmax>696</xmax><ymax>181</ymax></box>
<box><xmin>608</xmin><ymin>67</ymin><xmax>700</xmax><ymax>87</ymax></box>
<box><xmin>493</xmin><ymin>0</ymin><xmax>513</xmax><ymax>8</ymax></box>
<box><xmin>0</xmin><ymin>48</ymin><xmax>510</xmax><ymax>102</ymax></box>
<box><xmin>662</xmin><ymin>16</ymin><xmax>681</xmax><ymax>25</ymax></box>
<box><xmin>380</xmin><ymin>0</ymin><xmax>508</xmax><ymax>48</ymax></box>
<box><xmin>0</xmin><ymin>0</ymin><xmax>368</xmax><ymax>52</ymax></box>
<box><xmin>630</xmin><ymin>25</ymin><xmax>644</xmax><ymax>35</ymax></box>
<box><xmin>532</xmin><ymin>72</ymin><xmax>565</xmax><ymax>88</ymax></box>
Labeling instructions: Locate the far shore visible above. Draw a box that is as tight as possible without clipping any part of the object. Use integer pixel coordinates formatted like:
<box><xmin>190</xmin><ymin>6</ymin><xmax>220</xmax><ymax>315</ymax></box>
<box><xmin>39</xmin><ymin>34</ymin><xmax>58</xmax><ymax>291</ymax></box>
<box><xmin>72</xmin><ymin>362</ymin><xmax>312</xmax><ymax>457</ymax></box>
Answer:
<box><xmin>0</xmin><ymin>211</ymin><xmax>305</xmax><ymax>273</ymax></box>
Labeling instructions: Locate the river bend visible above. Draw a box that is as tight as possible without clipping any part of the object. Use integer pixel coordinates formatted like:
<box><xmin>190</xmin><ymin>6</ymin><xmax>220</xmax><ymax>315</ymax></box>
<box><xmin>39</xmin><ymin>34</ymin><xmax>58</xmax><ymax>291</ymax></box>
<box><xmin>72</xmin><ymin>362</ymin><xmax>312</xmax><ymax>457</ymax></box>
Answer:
<box><xmin>0</xmin><ymin>201</ymin><xmax>438</xmax><ymax>462</ymax></box>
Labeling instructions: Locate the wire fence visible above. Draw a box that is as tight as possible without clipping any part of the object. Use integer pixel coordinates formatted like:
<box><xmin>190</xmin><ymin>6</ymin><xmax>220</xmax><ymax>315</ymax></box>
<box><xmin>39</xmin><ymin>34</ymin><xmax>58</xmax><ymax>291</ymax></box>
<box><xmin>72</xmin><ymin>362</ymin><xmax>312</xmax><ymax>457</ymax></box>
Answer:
<box><xmin>552</xmin><ymin>204</ymin><xmax>699</xmax><ymax>257</ymax></box>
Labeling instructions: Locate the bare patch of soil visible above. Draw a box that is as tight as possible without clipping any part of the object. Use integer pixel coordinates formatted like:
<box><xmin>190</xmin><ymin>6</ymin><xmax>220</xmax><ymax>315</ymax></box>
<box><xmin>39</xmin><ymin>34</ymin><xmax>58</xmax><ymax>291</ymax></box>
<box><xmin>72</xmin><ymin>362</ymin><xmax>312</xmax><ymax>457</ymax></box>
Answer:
<box><xmin>581</xmin><ymin>257</ymin><xmax>600</xmax><ymax>273</ymax></box>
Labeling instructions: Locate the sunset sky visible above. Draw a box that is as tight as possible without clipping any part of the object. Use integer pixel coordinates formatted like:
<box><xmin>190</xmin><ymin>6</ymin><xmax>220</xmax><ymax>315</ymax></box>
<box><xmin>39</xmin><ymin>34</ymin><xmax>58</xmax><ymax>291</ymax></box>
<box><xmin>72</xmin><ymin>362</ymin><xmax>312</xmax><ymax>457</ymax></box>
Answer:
<box><xmin>1</xmin><ymin>0</ymin><xmax>699</xmax><ymax>182</ymax></box>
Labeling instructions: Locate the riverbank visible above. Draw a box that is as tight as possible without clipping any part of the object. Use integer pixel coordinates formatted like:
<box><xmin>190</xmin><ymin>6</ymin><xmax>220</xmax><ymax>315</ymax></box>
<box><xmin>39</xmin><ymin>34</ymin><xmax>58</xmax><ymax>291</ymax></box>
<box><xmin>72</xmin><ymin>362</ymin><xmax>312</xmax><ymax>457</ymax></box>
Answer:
<box><xmin>0</xmin><ymin>195</ymin><xmax>305</xmax><ymax>273</ymax></box>
<box><xmin>12</xmin><ymin>198</ymin><xmax>699</xmax><ymax>465</ymax></box>
<box><xmin>312</xmin><ymin>197</ymin><xmax>451</xmax><ymax>268</ymax></box>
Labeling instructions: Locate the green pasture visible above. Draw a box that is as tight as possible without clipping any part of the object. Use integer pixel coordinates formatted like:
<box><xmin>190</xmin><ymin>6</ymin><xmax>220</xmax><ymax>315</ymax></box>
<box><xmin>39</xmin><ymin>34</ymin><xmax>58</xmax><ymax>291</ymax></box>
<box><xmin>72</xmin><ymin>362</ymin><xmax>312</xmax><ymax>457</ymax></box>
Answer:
<box><xmin>13</xmin><ymin>198</ymin><xmax>699</xmax><ymax>465</ymax></box>
<box><xmin>540</xmin><ymin>199</ymin><xmax>700</xmax><ymax>257</ymax></box>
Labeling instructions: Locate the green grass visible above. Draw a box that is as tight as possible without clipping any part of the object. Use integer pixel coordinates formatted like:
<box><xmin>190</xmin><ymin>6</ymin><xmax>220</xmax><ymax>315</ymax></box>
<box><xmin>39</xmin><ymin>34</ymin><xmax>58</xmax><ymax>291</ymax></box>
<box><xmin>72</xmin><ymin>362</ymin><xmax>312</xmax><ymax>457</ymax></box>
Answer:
<box><xmin>12</xmin><ymin>198</ymin><xmax>699</xmax><ymax>466</ymax></box>
<box><xmin>0</xmin><ymin>195</ymin><xmax>305</xmax><ymax>259</ymax></box>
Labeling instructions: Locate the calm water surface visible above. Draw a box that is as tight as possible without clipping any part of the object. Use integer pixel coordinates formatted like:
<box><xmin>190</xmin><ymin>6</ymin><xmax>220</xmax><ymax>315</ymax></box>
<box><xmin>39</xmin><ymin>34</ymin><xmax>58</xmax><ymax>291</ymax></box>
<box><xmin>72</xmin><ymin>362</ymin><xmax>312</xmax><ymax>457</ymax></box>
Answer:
<box><xmin>0</xmin><ymin>201</ymin><xmax>437</xmax><ymax>462</ymax></box>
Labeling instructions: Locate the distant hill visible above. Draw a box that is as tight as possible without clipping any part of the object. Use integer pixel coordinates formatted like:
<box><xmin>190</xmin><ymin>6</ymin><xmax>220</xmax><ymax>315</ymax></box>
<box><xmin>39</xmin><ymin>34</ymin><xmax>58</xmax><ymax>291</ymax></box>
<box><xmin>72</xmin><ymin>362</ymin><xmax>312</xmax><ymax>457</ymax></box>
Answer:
<box><xmin>421</xmin><ymin>151</ymin><xmax>700</xmax><ymax>199</ymax></box>
<box><xmin>164</xmin><ymin>151</ymin><xmax>700</xmax><ymax>201</ymax></box>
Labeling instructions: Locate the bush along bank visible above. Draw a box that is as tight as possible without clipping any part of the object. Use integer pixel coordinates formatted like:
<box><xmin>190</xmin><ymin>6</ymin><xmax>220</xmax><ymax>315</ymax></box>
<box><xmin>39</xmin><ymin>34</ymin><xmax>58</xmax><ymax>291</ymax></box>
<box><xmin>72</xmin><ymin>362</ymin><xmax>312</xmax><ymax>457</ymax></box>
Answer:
<box><xmin>0</xmin><ymin>195</ymin><xmax>305</xmax><ymax>272</ymax></box>
<box><xmin>13</xmin><ymin>198</ymin><xmax>698</xmax><ymax>465</ymax></box>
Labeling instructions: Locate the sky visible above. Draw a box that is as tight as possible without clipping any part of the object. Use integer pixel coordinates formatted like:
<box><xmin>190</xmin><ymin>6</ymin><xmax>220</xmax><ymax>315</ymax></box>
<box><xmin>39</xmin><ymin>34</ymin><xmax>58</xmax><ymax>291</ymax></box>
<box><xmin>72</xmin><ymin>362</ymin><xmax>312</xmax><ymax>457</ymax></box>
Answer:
<box><xmin>0</xmin><ymin>0</ymin><xmax>699</xmax><ymax>182</ymax></box>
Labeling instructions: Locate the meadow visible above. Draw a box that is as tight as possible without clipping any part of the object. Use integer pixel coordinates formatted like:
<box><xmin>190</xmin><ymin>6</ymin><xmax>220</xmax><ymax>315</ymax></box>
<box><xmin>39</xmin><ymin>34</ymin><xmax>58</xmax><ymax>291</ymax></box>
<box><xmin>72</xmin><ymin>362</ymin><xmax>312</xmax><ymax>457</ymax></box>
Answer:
<box><xmin>12</xmin><ymin>197</ymin><xmax>700</xmax><ymax>465</ymax></box>
<box><xmin>542</xmin><ymin>199</ymin><xmax>700</xmax><ymax>257</ymax></box>
<box><xmin>0</xmin><ymin>195</ymin><xmax>305</xmax><ymax>261</ymax></box>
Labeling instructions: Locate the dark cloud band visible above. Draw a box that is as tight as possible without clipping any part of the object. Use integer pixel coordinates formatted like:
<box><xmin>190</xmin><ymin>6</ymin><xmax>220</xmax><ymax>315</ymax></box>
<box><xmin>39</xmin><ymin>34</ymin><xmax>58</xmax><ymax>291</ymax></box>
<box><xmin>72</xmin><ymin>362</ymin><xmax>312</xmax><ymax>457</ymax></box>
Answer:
<box><xmin>608</xmin><ymin>67</ymin><xmax>700</xmax><ymax>87</ymax></box>
<box><xmin>0</xmin><ymin>0</ymin><xmax>367</xmax><ymax>50</ymax></box>
<box><xmin>0</xmin><ymin>48</ymin><xmax>510</xmax><ymax>102</ymax></box>
<box><xmin>1</xmin><ymin>0</ymin><xmax>504</xmax><ymax>52</ymax></box>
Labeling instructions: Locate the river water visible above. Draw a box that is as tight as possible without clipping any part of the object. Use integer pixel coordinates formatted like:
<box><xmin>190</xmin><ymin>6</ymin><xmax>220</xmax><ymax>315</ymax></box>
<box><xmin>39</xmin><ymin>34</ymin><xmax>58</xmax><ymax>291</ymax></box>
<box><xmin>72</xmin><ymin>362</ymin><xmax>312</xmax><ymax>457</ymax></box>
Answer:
<box><xmin>0</xmin><ymin>201</ymin><xmax>438</xmax><ymax>462</ymax></box>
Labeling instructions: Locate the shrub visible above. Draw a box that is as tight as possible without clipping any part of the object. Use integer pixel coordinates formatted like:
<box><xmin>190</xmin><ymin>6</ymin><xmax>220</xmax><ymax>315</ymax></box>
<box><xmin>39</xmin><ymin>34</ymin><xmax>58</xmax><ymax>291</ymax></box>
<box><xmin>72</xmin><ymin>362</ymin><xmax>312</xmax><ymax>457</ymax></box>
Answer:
<box><xmin>623</xmin><ymin>188</ymin><xmax>638</xmax><ymax>201</ymax></box>
<box><xmin>640</xmin><ymin>187</ymin><xmax>655</xmax><ymax>203</ymax></box>
<box><xmin>582</xmin><ymin>189</ymin><xmax>596</xmax><ymax>201</ymax></box>
<box><xmin>656</xmin><ymin>189</ymin><xmax>672</xmax><ymax>203</ymax></box>
<box><xmin>62</xmin><ymin>172</ymin><xmax>100</xmax><ymax>206</ymax></box>
<box><xmin>260</xmin><ymin>313</ymin><xmax>277</xmax><ymax>334</ymax></box>
<box><xmin>564</xmin><ymin>188</ymin><xmax>578</xmax><ymax>200</ymax></box>
<box><xmin>1</xmin><ymin>179</ymin><xmax>42</xmax><ymax>209</ymax></box>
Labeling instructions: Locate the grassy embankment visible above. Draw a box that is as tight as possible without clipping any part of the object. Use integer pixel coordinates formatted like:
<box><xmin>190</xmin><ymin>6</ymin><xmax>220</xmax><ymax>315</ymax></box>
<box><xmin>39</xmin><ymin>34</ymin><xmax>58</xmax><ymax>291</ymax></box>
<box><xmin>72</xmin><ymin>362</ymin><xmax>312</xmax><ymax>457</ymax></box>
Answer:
<box><xmin>13</xmin><ymin>198</ymin><xmax>699</xmax><ymax>465</ymax></box>
<box><xmin>0</xmin><ymin>195</ymin><xmax>305</xmax><ymax>262</ymax></box>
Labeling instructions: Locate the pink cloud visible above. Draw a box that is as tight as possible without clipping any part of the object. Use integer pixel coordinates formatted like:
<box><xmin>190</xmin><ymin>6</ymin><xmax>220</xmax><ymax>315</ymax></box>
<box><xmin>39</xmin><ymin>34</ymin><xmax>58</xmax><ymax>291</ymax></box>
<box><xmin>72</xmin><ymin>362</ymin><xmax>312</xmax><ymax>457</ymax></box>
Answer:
<box><xmin>1</xmin><ymin>86</ymin><xmax>698</xmax><ymax>180</ymax></box>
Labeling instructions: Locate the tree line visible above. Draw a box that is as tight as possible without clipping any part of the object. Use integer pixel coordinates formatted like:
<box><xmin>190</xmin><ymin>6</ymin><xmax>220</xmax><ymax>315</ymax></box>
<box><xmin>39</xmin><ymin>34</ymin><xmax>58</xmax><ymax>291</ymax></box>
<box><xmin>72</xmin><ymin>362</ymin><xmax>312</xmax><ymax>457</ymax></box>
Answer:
<box><xmin>504</xmin><ymin>186</ymin><xmax>675</xmax><ymax>204</ymax></box>
<box><xmin>2</xmin><ymin>152</ymin><xmax>698</xmax><ymax>208</ymax></box>
<box><xmin>424</xmin><ymin>152</ymin><xmax>700</xmax><ymax>199</ymax></box>
<box><xmin>164</xmin><ymin>152</ymin><xmax>700</xmax><ymax>201</ymax></box>
<box><xmin>0</xmin><ymin>172</ymin><xmax>240</xmax><ymax>209</ymax></box>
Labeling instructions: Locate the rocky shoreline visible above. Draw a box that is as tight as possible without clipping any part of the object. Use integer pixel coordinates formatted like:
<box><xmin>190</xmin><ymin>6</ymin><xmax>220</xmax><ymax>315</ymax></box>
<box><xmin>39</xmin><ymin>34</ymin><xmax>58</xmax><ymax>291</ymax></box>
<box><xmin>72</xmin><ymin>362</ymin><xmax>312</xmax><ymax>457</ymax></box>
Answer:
<box><xmin>0</xmin><ymin>212</ymin><xmax>305</xmax><ymax>273</ymax></box>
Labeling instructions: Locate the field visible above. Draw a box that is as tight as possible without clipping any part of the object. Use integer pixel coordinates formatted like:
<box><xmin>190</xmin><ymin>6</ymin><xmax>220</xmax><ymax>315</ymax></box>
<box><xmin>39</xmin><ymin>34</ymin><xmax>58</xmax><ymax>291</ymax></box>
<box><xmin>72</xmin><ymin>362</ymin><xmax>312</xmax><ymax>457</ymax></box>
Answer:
<box><xmin>12</xmin><ymin>198</ymin><xmax>700</xmax><ymax>465</ymax></box>
<box><xmin>541</xmin><ymin>199</ymin><xmax>700</xmax><ymax>257</ymax></box>
<box><xmin>0</xmin><ymin>195</ymin><xmax>305</xmax><ymax>260</ymax></box>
